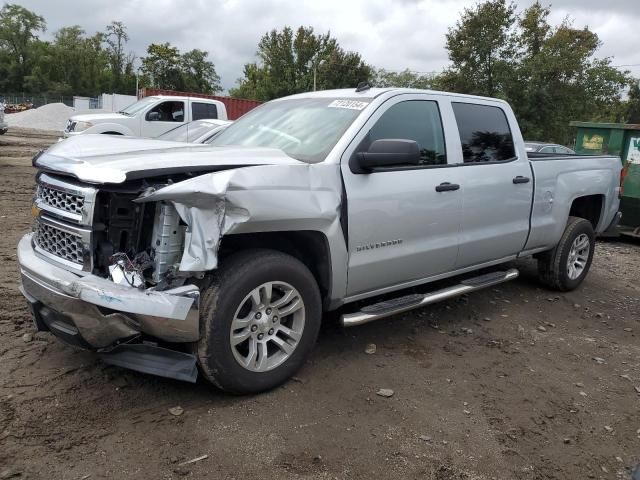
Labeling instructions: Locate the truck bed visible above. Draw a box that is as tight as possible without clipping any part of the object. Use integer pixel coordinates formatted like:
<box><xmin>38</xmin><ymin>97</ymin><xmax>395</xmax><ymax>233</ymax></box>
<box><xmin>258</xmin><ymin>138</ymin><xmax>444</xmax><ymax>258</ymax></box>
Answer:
<box><xmin>525</xmin><ymin>153</ymin><xmax>620</xmax><ymax>251</ymax></box>
<box><xmin>527</xmin><ymin>152</ymin><xmax>614</xmax><ymax>161</ymax></box>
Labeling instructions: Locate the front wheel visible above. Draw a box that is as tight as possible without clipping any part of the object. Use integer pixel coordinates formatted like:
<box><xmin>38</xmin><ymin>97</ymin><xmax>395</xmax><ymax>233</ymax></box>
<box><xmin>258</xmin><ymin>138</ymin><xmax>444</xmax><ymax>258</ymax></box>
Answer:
<box><xmin>537</xmin><ymin>216</ymin><xmax>595</xmax><ymax>291</ymax></box>
<box><xmin>196</xmin><ymin>249</ymin><xmax>322</xmax><ymax>394</ymax></box>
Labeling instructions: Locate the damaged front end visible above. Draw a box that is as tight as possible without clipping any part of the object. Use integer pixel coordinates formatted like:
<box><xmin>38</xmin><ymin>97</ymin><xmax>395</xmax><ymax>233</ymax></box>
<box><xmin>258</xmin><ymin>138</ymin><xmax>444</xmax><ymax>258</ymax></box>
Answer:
<box><xmin>20</xmin><ymin>172</ymin><xmax>206</xmax><ymax>381</ymax></box>
<box><xmin>92</xmin><ymin>181</ymin><xmax>191</xmax><ymax>291</ymax></box>
<box><xmin>20</xmin><ymin>143</ymin><xmax>344</xmax><ymax>382</ymax></box>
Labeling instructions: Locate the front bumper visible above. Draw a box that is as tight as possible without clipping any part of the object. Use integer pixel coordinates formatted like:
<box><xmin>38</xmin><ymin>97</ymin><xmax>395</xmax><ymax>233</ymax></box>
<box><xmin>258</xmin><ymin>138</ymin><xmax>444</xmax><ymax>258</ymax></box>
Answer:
<box><xmin>17</xmin><ymin>234</ymin><xmax>200</xmax><ymax>349</ymax></box>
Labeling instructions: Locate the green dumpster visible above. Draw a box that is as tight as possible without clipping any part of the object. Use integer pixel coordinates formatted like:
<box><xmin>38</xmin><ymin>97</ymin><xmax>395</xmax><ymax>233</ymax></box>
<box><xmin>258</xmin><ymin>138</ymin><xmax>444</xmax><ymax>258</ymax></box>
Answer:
<box><xmin>570</xmin><ymin>121</ymin><xmax>640</xmax><ymax>229</ymax></box>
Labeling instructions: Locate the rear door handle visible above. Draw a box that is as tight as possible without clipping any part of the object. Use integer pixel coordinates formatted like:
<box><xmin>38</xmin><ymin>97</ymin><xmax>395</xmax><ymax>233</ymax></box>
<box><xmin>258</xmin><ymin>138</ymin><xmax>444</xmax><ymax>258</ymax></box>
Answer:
<box><xmin>513</xmin><ymin>176</ymin><xmax>531</xmax><ymax>184</ymax></box>
<box><xmin>435</xmin><ymin>182</ymin><xmax>460</xmax><ymax>192</ymax></box>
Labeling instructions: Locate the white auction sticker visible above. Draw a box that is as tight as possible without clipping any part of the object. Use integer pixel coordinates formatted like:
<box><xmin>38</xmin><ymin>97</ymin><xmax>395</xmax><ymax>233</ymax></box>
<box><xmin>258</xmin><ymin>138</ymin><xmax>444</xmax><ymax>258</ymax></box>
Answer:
<box><xmin>328</xmin><ymin>99</ymin><xmax>369</xmax><ymax>110</ymax></box>
<box><xmin>626</xmin><ymin>137</ymin><xmax>640</xmax><ymax>164</ymax></box>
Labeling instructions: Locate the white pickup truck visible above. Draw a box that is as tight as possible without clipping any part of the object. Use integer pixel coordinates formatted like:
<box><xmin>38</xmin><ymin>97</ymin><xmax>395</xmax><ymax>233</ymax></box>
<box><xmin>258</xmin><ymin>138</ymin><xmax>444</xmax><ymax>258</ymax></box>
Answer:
<box><xmin>64</xmin><ymin>95</ymin><xmax>227</xmax><ymax>138</ymax></box>
<box><xmin>20</xmin><ymin>87</ymin><xmax>622</xmax><ymax>394</ymax></box>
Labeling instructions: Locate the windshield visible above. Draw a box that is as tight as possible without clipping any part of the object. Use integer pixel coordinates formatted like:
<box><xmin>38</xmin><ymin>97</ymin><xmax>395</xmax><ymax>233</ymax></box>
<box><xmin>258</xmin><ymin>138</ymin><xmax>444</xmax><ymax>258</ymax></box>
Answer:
<box><xmin>208</xmin><ymin>98</ymin><xmax>370</xmax><ymax>163</ymax></box>
<box><xmin>119</xmin><ymin>97</ymin><xmax>158</xmax><ymax>116</ymax></box>
<box><xmin>158</xmin><ymin>120</ymin><xmax>225</xmax><ymax>142</ymax></box>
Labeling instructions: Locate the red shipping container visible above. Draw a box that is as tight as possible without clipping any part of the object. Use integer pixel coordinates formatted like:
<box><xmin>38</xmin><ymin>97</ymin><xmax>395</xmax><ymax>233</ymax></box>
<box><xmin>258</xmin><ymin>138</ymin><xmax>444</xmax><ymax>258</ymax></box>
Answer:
<box><xmin>139</xmin><ymin>88</ymin><xmax>261</xmax><ymax>120</ymax></box>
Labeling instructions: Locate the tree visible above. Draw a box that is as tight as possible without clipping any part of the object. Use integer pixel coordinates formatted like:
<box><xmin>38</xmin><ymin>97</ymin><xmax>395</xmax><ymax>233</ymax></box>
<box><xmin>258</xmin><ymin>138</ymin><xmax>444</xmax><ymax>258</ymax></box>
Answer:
<box><xmin>624</xmin><ymin>81</ymin><xmax>640</xmax><ymax>124</ymax></box>
<box><xmin>140</xmin><ymin>42</ymin><xmax>183</xmax><ymax>90</ymax></box>
<box><xmin>181</xmin><ymin>49</ymin><xmax>222</xmax><ymax>93</ymax></box>
<box><xmin>439</xmin><ymin>0</ymin><xmax>628</xmax><ymax>144</ymax></box>
<box><xmin>374</xmin><ymin>68</ymin><xmax>435</xmax><ymax>89</ymax></box>
<box><xmin>230</xmin><ymin>26</ymin><xmax>372</xmax><ymax>100</ymax></box>
<box><xmin>0</xmin><ymin>3</ymin><xmax>45</xmax><ymax>90</ymax></box>
<box><xmin>229</xmin><ymin>63</ymin><xmax>269</xmax><ymax>100</ymax></box>
<box><xmin>140</xmin><ymin>43</ymin><xmax>220</xmax><ymax>93</ymax></box>
<box><xmin>518</xmin><ymin>1</ymin><xmax>550</xmax><ymax>56</ymax></box>
<box><xmin>104</xmin><ymin>21</ymin><xmax>130</xmax><ymax>92</ymax></box>
<box><xmin>441</xmin><ymin>0</ymin><xmax>518</xmax><ymax>97</ymax></box>
<box><xmin>513</xmin><ymin>13</ymin><xmax>628</xmax><ymax>142</ymax></box>
<box><xmin>40</xmin><ymin>26</ymin><xmax>112</xmax><ymax>96</ymax></box>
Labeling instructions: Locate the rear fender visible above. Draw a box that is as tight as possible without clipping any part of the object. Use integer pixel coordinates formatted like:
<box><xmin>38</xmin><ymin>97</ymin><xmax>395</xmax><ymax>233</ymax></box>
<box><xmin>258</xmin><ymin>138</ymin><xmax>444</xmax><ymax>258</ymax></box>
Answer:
<box><xmin>526</xmin><ymin>166</ymin><xmax>618</xmax><ymax>250</ymax></box>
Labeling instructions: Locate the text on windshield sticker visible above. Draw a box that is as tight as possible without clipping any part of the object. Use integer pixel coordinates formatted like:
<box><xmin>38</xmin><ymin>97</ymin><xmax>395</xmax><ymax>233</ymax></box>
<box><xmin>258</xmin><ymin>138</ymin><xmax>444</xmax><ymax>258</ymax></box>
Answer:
<box><xmin>328</xmin><ymin>100</ymin><xmax>369</xmax><ymax>110</ymax></box>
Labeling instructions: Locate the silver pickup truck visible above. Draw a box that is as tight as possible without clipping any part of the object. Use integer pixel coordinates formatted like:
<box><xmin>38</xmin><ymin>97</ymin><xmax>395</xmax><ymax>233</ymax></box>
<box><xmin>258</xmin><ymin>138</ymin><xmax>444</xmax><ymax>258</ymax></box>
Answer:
<box><xmin>18</xmin><ymin>87</ymin><xmax>622</xmax><ymax>393</ymax></box>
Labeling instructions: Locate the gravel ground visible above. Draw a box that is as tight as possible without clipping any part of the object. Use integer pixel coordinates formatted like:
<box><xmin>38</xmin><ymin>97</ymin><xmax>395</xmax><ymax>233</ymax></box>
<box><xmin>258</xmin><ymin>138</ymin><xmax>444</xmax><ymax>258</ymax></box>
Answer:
<box><xmin>1</xmin><ymin>129</ymin><xmax>639</xmax><ymax>480</ymax></box>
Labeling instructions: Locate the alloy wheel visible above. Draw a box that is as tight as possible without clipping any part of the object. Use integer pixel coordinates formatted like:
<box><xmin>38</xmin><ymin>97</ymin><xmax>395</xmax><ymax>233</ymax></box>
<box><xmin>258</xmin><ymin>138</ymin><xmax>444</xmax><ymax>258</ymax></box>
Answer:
<box><xmin>229</xmin><ymin>281</ymin><xmax>305</xmax><ymax>372</ymax></box>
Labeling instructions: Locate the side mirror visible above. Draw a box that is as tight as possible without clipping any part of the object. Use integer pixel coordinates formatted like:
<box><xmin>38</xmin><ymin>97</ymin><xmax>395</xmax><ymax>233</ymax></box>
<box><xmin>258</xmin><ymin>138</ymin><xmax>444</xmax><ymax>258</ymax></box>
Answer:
<box><xmin>355</xmin><ymin>139</ymin><xmax>421</xmax><ymax>172</ymax></box>
<box><xmin>147</xmin><ymin>111</ymin><xmax>160</xmax><ymax>121</ymax></box>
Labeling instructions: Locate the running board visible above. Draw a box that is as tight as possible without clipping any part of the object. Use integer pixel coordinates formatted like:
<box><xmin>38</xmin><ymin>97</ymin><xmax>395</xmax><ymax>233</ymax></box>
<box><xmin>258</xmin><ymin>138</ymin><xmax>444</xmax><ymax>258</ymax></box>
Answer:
<box><xmin>341</xmin><ymin>268</ymin><xmax>519</xmax><ymax>327</ymax></box>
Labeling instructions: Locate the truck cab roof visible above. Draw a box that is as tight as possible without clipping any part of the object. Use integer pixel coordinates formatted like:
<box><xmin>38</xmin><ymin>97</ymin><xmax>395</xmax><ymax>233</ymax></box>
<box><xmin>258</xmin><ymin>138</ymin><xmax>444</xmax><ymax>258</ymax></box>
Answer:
<box><xmin>281</xmin><ymin>87</ymin><xmax>510</xmax><ymax>106</ymax></box>
<box><xmin>144</xmin><ymin>95</ymin><xmax>222</xmax><ymax>103</ymax></box>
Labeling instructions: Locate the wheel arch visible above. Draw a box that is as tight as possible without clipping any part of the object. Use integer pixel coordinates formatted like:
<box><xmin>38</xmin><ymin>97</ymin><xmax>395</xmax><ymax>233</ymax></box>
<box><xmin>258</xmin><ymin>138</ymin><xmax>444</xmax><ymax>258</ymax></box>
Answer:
<box><xmin>218</xmin><ymin>231</ymin><xmax>333</xmax><ymax>309</ymax></box>
<box><xmin>569</xmin><ymin>194</ymin><xmax>604</xmax><ymax>230</ymax></box>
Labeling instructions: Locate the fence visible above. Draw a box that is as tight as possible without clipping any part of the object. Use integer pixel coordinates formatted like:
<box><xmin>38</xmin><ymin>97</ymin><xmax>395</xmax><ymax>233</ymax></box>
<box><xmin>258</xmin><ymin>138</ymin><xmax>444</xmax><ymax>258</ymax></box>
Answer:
<box><xmin>71</xmin><ymin>94</ymin><xmax>136</xmax><ymax>112</ymax></box>
<box><xmin>0</xmin><ymin>93</ymin><xmax>74</xmax><ymax>108</ymax></box>
<box><xmin>0</xmin><ymin>92</ymin><xmax>138</xmax><ymax>113</ymax></box>
<box><xmin>99</xmin><ymin>93</ymin><xmax>137</xmax><ymax>112</ymax></box>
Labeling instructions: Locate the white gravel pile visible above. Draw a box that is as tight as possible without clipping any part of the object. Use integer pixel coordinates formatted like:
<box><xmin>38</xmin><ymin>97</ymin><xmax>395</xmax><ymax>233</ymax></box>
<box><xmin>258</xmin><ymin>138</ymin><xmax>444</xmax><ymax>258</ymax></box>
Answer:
<box><xmin>5</xmin><ymin>103</ymin><xmax>75</xmax><ymax>132</ymax></box>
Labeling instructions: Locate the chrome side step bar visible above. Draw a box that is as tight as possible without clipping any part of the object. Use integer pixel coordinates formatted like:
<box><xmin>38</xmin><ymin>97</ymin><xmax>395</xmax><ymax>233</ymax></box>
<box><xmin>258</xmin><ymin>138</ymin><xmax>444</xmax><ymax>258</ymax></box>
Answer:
<box><xmin>341</xmin><ymin>268</ymin><xmax>519</xmax><ymax>327</ymax></box>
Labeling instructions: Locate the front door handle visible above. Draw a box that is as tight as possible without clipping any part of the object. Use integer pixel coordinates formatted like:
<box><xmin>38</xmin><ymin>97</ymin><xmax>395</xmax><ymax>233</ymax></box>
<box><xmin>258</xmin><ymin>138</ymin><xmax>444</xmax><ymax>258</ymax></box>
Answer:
<box><xmin>435</xmin><ymin>182</ymin><xmax>460</xmax><ymax>192</ymax></box>
<box><xmin>513</xmin><ymin>176</ymin><xmax>531</xmax><ymax>184</ymax></box>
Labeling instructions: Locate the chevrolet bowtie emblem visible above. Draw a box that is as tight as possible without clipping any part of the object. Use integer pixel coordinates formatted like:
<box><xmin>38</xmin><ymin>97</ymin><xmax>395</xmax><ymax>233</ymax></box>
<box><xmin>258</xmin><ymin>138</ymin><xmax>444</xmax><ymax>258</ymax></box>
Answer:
<box><xmin>31</xmin><ymin>204</ymin><xmax>42</xmax><ymax>218</ymax></box>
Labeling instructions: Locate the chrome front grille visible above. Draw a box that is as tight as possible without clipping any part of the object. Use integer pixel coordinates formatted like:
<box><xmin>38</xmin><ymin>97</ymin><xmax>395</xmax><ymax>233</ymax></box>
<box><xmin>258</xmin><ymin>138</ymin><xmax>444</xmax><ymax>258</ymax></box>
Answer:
<box><xmin>35</xmin><ymin>173</ymin><xmax>96</xmax><ymax>225</ymax></box>
<box><xmin>33</xmin><ymin>174</ymin><xmax>95</xmax><ymax>271</ymax></box>
<box><xmin>34</xmin><ymin>220</ymin><xmax>84</xmax><ymax>265</ymax></box>
<box><xmin>37</xmin><ymin>184</ymin><xmax>85</xmax><ymax>215</ymax></box>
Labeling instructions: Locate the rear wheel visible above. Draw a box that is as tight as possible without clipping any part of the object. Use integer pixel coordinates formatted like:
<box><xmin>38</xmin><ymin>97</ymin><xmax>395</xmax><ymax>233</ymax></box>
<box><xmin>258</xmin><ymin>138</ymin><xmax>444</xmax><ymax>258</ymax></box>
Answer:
<box><xmin>196</xmin><ymin>249</ymin><xmax>321</xmax><ymax>394</ymax></box>
<box><xmin>538</xmin><ymin>216</ymin><xmax>595</xmax><ymax>291</ymax></box>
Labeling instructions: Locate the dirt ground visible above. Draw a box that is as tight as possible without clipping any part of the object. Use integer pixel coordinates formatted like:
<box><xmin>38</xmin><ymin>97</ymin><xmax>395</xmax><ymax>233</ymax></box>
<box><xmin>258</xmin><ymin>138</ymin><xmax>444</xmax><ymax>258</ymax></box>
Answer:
<box><xmin>0</xmin><ymin>128</ymin><xmax>639</xmax><ymax>480</ymax></box>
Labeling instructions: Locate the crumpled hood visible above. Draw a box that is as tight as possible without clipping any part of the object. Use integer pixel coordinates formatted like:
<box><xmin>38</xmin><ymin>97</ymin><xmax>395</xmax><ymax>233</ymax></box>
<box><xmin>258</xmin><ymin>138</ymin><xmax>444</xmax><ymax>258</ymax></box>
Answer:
<box><xmin>35</xmin><ymin>134</ymin><xmax>304</xmax><ymax>184</ymax></box>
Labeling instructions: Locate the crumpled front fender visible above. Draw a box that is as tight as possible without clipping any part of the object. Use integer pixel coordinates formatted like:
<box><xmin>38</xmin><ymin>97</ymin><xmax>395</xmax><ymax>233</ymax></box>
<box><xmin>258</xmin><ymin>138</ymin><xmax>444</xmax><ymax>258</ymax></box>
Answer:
<box><xmin>136</xmin><ymin>163</ymin><xmax>343</xmax><ymax>273</ymax></box>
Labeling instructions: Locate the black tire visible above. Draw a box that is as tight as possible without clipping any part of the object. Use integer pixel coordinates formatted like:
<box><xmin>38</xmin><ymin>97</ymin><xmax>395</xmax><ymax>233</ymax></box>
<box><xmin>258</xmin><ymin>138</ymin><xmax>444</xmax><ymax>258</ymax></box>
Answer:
<box><xmin>537</xmin><ymin>216</ymin><xmax>595</xmax><ymax>291</ymax></box>
<box><xmin>196</xmin><ymin>249</ymin><xmax>322</xmax><ymax>394</ymax></box>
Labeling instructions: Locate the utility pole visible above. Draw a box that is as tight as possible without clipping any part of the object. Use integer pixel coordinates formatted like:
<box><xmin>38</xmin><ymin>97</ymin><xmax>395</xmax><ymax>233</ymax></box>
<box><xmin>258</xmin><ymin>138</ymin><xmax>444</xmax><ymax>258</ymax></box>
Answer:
<box><xmin>313</xmin><ymin>58</ymin><xmax>325</xmax><ymax>92</ymax></box>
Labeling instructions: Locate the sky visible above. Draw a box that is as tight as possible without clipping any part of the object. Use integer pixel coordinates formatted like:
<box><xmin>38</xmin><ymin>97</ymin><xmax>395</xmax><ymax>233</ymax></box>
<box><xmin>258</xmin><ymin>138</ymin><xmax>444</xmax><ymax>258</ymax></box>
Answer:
<box><xmin>14</xmin><ymin>0</ymin><xmax>640</xmax><ymax>92</ymax></box>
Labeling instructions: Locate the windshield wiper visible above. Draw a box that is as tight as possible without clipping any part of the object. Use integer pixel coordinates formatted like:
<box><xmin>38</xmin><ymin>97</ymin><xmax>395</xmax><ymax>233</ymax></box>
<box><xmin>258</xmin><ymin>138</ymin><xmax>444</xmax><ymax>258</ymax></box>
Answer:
<box><xmin>117</xmin><ymin>111</ymin><xmax>132</xmax><ymax>116</ymax></box>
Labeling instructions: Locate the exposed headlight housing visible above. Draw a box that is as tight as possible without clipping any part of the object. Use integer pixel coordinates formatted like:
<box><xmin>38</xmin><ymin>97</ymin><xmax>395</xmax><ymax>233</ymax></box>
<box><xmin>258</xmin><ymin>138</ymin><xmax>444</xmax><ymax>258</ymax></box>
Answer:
<box><xmin>74</xmin><ymin>121</ymin><xmax>93</xmax><ymax>132</ymax></box>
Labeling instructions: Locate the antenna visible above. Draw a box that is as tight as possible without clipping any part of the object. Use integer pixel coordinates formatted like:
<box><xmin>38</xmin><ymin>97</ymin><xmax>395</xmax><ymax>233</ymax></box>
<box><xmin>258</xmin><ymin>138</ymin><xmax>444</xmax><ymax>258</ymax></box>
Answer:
<box><xmin>355</xmin><ymin>82</ymin><xmax>371</xmax><ymax>92</ymax></box>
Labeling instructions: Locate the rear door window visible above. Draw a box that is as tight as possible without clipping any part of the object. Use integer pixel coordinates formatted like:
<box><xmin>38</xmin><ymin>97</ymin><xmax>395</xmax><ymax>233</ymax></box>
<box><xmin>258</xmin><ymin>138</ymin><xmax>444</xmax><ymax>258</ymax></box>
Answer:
<box><xmin>452</xmin><ymin>103</ymin><xmax>515</xmax><ymax>163</ymax></box>
<box><xmin>192</xmin><ymin>102</ymin><xmax>218</xmax><ymax>120</ymax></box>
